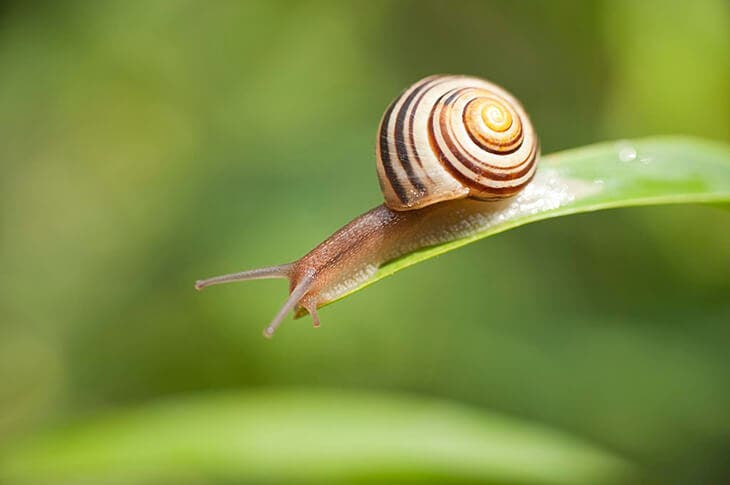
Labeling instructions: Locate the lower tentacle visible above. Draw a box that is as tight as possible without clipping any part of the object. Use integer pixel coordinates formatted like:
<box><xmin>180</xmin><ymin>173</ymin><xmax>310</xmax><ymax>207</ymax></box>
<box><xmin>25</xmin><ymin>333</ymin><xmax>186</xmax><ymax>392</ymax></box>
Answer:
<box><xmin>262</xmin><ymin>269</ymin><xmax>315</xmax><ymax>338</ymax></box>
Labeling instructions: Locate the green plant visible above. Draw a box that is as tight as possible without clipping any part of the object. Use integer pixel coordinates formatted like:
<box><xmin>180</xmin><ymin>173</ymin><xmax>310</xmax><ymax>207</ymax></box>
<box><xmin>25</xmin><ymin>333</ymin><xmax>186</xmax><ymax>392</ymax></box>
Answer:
<box><xmin>324</xmin><ymin>136</ymin><xmax>730</xmax><ymax>308</ymax></box>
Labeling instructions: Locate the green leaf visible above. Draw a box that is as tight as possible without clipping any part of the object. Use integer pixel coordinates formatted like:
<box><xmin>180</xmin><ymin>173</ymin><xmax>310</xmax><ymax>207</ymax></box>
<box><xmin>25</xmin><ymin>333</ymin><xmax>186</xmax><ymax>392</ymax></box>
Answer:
<box><xmin>0</xmin><ymin>389</ymin><xmax>633</xmax><ymax>484</ymax></box>
<box><xmin>326</xmin><ymin>136</ymin><xmax>730</xmax><ymax>307</ymax></box>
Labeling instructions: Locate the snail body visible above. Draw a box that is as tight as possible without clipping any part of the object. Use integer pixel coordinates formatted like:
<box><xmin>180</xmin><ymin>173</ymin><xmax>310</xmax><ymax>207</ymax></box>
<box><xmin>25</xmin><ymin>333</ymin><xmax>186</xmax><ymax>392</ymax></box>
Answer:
<box><xmin>195</xmin><ymin>75</ymin><xmax>539</xmax><ymax>337</ymax></box>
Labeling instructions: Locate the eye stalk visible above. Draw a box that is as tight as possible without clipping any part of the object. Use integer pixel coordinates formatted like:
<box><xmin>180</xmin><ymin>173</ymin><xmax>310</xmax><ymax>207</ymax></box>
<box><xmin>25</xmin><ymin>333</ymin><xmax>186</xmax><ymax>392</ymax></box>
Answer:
<box><xmin>194</xmin><ymin>264</ymin><xmax>318</xmax><ymax>338</ymax></box>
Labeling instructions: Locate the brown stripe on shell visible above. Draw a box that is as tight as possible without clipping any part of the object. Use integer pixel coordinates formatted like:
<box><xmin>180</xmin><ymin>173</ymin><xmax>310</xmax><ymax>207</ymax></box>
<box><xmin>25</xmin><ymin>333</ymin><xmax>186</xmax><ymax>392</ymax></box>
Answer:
<box><xmin>446</xmin><ymin>111</ymin><xmax>533</xmax><ymax>180</ymax></box>
<box><xmin>377</xmin><ymin>99</ymin><xmax>409</xmax><ymax>203</ymax></box>
<box><xmin>434</xmin><ymin>125</ymin><xmax>538</xmax><ymax>196</ymax></box>
<box><xmin>443</xmin><ymin>88</ymin><xmax>529</xmax><ymax>172</ymax></box>
<box><xmin>462</xmin><ymin>97</ymin><xmax>523</xmax><ymax>154</ymax></box>
<box><xmin>378</xmin><ymin>76</ymin><xmax>441</xmax><ymax>204</ymax></box>
<box><xmin>440</xmin><ymin>118</ymin><xmax>537</xmax><ymax>190</ymax></box>
<box><xmin>405</xmin><ymin>77</ymin><xmax>450</xmax><ymax>181</ymax></box>
<box><xmin>429</xmin><ymin>87</ymin><xmax>538</xmax><ymax>196</ymax></box>
<box><xmin>393</xmin><ymin>78</ymin><xmax>437</xmax><ymax>195</ymax></box>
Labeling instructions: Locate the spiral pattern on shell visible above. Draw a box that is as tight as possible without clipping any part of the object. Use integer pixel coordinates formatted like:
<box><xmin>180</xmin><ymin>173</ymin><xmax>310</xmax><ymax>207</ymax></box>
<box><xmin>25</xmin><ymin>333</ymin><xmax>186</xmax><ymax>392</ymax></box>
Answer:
<box><xmin>376</xmin><ymin>75</ymin><xmax>539</xmax><ymax>211</ymax></box>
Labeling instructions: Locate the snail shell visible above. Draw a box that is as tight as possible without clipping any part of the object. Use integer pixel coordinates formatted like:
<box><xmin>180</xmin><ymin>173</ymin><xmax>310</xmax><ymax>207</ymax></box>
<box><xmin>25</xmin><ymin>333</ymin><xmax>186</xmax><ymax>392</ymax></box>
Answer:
<box><xmin>376</xmin><ymin>75</ymin><xmax>539</xmax><ymax>211</ymax></box>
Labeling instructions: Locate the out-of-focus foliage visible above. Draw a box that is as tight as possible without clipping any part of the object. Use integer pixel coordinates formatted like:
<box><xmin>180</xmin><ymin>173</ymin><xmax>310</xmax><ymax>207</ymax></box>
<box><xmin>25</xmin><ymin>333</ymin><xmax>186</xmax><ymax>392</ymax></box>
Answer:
<box><xmin>0</xmin><ymin>389</ymin><xmax>633</xmax><ymax>484</ymax></box>
<box><xmin>0</xmin><ymin>0</ymin><xmax>728</xmax><ymax>483</ymax></box>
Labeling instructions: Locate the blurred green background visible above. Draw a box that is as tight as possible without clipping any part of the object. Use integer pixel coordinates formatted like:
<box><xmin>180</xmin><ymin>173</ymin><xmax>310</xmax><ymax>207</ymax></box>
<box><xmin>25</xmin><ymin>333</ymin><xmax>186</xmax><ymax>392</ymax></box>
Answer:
<box><xmin>0</xmin><ymin>0</ymin><xmax>728</xmax><ymax>483</ymax></box>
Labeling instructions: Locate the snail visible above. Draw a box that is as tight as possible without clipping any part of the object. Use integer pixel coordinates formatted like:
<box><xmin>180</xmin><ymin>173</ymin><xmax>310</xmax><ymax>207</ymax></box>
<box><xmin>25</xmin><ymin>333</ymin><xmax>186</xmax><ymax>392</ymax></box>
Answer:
<box><xmin>195</xmin><ymin>75</ymin><xmax>539</xmax><ymax>337</ymax></box>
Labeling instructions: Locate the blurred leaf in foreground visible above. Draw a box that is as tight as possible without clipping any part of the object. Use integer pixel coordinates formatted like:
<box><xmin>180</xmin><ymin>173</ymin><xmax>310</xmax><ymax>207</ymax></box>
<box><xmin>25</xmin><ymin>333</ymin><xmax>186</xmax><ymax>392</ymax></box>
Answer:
<box><xmin>0</xmin><ymin>389</ymin><xmax>633</xmax><ymax>484</ymax></box>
